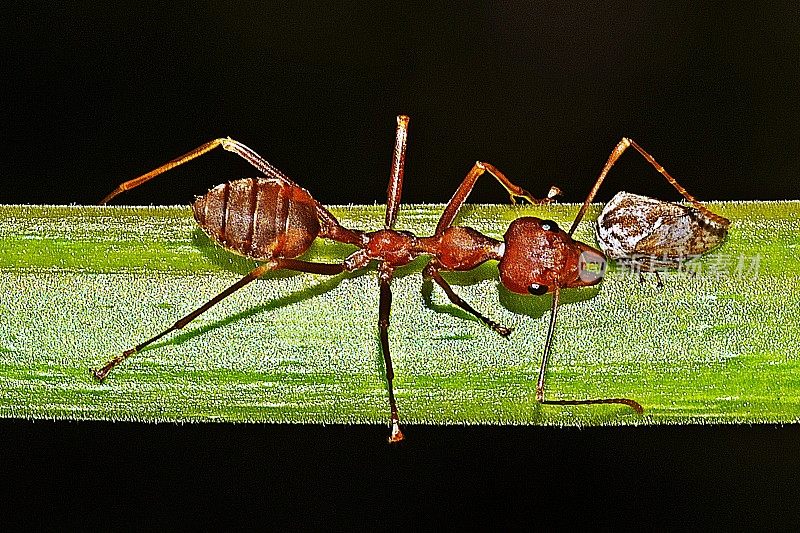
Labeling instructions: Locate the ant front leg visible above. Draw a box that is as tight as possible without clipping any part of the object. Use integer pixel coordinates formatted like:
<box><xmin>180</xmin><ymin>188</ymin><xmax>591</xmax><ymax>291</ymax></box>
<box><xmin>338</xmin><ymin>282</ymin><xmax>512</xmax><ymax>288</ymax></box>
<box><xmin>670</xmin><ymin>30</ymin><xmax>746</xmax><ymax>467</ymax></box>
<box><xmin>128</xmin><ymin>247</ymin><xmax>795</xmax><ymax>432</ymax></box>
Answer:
<box><xmin>423</xmin><ymin>261</ymin><xmax>512</xmax><ymax>337</ymax></box>
<box><xmin>436</xmin><ymin>162</ymin><xmax>561</xmax><ymax>235</ymax></box>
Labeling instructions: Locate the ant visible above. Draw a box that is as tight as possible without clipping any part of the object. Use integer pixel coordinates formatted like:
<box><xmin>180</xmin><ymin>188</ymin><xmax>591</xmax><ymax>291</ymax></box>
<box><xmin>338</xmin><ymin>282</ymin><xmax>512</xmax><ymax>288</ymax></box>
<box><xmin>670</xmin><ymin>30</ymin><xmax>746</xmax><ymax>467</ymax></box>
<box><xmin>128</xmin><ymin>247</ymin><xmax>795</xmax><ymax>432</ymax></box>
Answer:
<box><xmin>94</xmin><ymin>115</ymin><xmax>719</xmax><ymax>442</ymax></box>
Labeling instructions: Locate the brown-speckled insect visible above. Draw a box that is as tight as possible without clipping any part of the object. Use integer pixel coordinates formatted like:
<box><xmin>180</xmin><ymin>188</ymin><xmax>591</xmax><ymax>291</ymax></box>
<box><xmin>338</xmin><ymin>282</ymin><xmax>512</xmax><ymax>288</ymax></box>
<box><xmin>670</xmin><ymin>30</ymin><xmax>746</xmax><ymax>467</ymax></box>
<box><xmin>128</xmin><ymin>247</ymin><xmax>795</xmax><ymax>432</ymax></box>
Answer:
<box><xmin>570</xmin><ymin>138</ymin><xmax>731</xmax><ymax>278</ymax></box>
<box><xmin>95</xmin><ymin>116</ymin><xmax>657</xmax><ymax>443</ymax></box>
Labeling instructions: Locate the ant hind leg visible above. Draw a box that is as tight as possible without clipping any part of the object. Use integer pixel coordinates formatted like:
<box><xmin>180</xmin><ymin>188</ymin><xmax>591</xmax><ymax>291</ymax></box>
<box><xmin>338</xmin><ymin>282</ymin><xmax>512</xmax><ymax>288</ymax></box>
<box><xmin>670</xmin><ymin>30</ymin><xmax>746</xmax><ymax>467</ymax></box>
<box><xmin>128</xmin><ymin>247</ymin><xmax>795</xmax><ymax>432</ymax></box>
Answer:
<box><xmin>93</xmin><ymin>258</ymin><xmax>348</xmax><ymax>380</ymax></box>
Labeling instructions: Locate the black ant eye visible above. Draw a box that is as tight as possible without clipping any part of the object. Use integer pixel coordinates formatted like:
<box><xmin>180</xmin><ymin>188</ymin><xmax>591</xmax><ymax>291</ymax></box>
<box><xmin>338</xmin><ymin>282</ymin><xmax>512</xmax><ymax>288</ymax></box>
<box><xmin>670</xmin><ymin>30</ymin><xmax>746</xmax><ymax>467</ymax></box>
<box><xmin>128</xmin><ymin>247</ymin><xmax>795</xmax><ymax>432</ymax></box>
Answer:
<box><xmin>528</xmin><ymin>283</ymin><xmax>548</xmax><ymax>295</ymax></box>
<box><xmin>541</xmin><ymin>220</ymin><xmax>560</xmax><ymax>232</ymax></box>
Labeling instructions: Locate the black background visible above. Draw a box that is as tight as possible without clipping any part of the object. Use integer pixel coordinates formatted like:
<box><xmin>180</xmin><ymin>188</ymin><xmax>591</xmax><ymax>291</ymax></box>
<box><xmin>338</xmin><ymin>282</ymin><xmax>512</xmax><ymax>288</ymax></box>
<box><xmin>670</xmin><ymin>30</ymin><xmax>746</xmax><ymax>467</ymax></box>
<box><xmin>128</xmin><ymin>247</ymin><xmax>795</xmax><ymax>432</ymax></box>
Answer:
<box><xmin>2</xmin><ymin>2</ymin><xmax>799</xmax><ymax>529</ymax></box>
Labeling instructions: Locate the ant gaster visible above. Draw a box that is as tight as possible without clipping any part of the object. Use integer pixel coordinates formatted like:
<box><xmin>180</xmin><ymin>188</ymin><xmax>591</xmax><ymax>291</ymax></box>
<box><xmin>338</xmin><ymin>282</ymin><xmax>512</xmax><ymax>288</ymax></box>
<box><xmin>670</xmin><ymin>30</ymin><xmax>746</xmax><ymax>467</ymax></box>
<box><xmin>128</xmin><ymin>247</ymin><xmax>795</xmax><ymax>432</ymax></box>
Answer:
<box><xmin>94</xmin><ymin>116</ymin><xmax>670</xmax><ymax>442</ymax></box>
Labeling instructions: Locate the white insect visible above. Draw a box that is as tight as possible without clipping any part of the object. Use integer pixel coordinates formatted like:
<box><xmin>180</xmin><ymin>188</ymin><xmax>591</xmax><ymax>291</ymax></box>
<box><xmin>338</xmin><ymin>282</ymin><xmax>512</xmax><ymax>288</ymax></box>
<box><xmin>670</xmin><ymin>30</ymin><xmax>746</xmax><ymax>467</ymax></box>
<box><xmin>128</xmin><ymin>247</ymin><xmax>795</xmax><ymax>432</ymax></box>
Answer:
<box><xmin>596</xmin><ymin>191</ymin><xmax>730</xmax><ymax>271</ymax></box>
<box><xmin>568</xmin><ymin>138</ymin><xmax>731</xmax><ymax>273</ymax></box>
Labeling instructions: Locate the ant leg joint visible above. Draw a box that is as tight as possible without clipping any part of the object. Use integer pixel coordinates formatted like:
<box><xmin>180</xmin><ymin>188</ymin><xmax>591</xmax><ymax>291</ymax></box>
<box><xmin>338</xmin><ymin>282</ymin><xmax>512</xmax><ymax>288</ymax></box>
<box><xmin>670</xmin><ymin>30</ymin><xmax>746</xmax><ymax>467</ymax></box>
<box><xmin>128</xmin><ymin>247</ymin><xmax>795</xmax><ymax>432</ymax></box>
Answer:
<box><xmin>378</xmin><ymin>267</ymin><xmax>393</xmax><ymax>283</ymax></box>
<box><xmin>343</xmin><ymin>250</ymin><xmax>370</xmax><ymax>272</ymax></box>
<box><xmin>493</xmin><ymin>323</ymin><xmax>513</xmax><ymax>337</ymax></box>
<box><xmin>422</xmin><ymin>261</ymin><xmax>437</xmax><ymax>279</ymax></box>
<box><xmin>172</xmin><ymin>316</ymin><xmax>192</xmax><ymax>331</ymax></box>
<box><xmin>219</xmin><ymin>137</ymin><xmax>237</xmax><ymax>151</ymax></box>
<box><xmin>389</xmin><ymin>421</ymin><xmax>404</xmax><ymax>443</ymax></box>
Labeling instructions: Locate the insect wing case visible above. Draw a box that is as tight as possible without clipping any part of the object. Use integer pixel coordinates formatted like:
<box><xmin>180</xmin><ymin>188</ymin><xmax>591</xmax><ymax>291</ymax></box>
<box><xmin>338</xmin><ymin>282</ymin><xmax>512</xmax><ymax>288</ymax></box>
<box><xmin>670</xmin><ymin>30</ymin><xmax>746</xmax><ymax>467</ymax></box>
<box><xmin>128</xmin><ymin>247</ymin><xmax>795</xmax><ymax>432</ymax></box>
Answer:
<box><xmin>595</xmin><ymin>191</ymin><xmax>729</xmax><ymax>270</ymax></box>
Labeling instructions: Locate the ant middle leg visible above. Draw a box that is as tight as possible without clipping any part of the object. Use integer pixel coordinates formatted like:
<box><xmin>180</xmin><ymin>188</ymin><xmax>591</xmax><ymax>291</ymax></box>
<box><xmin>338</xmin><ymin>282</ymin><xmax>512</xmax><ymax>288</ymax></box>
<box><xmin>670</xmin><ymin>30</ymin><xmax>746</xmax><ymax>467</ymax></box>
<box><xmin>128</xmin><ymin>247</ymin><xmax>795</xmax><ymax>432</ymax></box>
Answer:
<box><xmin>378</xmin><ymin>263</ymin><xmax>404</xmax><ymax>443</ymax></box>
<box><xmin>384</xmin><ymin>115</ymin><xmax>410</xmax><ymax>230</ymax></box>
<box><xmin>422</xmin><ymin>261</ymin><xmax>512</xmax><ymax>337</ymax></box>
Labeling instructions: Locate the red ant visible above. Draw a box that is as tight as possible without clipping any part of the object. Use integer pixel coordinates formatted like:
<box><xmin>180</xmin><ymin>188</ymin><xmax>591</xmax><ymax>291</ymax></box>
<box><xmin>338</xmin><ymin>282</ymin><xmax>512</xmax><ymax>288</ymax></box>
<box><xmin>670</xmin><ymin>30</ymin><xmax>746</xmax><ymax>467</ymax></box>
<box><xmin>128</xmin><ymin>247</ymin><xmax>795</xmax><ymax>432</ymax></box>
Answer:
<box><xmin>93</xmin><ymin>115</ymin><xmax>715</xmax><ymax>442</ymax></box>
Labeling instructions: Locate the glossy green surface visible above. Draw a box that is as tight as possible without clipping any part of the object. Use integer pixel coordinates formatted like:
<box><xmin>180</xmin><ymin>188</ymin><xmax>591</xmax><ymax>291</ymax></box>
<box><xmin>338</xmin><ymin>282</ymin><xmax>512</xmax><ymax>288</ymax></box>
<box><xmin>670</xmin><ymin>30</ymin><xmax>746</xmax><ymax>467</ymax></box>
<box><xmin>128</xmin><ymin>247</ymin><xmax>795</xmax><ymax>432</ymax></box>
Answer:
<box><xmin>0</xmin><ymin>202</ymin><xmax>797</xmax><ymax>426</ymax></box>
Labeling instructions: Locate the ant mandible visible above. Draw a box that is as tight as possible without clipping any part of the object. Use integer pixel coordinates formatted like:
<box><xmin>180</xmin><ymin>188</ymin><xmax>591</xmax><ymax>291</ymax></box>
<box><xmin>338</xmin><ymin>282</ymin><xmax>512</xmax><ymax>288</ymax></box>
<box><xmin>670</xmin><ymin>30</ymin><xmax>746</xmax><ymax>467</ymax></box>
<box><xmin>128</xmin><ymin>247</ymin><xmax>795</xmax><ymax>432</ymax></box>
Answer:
<box><xmin>94</xmin><ymin>115</ymin><xmax>675</xmax><ymax>442</ymax></box>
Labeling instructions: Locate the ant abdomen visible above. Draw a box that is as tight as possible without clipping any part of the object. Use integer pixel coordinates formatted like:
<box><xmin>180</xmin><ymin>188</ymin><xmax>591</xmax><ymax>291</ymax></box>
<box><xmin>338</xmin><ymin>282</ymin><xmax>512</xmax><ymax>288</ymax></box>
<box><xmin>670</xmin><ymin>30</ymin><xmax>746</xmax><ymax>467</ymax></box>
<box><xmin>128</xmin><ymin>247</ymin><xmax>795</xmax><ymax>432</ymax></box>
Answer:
<box><xmin>193</xmin><ymin>177</ymin><xmax>321</xmax><ymax>260</ymax></box>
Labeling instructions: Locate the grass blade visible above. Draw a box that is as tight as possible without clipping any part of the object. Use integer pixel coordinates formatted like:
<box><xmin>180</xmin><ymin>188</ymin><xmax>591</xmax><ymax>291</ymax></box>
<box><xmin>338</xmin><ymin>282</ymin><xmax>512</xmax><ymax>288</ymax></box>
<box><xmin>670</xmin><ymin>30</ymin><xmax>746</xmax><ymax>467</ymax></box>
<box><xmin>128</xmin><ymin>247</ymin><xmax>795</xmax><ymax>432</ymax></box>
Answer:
<box><xmin>0</xmin><ymin>202</ymin><xmax>798</xmax><ymax>425</ymax></box>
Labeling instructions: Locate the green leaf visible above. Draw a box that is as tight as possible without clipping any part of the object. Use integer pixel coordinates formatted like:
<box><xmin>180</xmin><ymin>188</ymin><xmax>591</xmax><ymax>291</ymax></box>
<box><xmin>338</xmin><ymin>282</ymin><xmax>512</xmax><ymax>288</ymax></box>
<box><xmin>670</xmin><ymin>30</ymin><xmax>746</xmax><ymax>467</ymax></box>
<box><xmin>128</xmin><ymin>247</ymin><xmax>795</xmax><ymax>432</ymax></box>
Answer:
<box><xmin>0</xmin><ymin>202</ymin><xmax>798</xmax><ymax>426</ymax></box>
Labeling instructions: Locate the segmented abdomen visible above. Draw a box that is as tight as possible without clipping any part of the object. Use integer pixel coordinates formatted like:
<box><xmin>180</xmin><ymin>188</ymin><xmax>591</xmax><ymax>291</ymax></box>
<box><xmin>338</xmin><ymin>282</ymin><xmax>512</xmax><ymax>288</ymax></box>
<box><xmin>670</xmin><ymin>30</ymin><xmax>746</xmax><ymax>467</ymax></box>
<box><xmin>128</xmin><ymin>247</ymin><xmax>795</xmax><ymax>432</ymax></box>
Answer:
<box><xmin>192</xmin><ymin>177</ymin><xmax>320</xmax><ymax>260</ymax></box>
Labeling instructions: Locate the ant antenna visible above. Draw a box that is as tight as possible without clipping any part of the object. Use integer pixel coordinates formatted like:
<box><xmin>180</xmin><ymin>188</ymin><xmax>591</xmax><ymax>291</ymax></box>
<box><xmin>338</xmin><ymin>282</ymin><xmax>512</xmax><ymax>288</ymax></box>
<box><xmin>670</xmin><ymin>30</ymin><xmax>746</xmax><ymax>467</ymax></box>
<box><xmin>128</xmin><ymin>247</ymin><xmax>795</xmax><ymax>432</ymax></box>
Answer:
<box><xmin>536</xmin><ymin>286</ymin><xmax>644</xmax><ymax>413</ymax></box>
<box><xmin>568</xmin><ymin>138</ymin><xmax>728</xmax><ymax>237</ymax></box>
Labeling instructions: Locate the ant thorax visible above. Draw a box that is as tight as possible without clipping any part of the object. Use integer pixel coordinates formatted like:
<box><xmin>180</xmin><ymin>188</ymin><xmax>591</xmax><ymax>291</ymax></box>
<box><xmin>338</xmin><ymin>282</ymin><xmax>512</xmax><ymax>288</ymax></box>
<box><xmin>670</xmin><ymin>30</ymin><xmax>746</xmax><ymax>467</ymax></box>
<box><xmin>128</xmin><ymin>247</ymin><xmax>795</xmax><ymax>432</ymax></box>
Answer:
<box><xmin>595</xmin><ymin>191</ymin><xmax>729</xmax><ymax>271</ymax></box>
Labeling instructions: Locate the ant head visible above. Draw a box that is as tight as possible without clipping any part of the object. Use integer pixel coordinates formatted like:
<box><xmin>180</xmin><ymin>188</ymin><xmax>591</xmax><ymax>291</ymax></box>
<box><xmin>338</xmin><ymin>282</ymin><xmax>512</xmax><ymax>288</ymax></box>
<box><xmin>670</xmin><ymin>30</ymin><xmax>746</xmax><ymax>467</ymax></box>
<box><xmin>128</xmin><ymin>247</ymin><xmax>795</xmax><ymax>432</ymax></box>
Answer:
<box><xmin>497</xmin><ymin>217</ymin><xmax>606</xmax><ymax>295</ymax></box>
